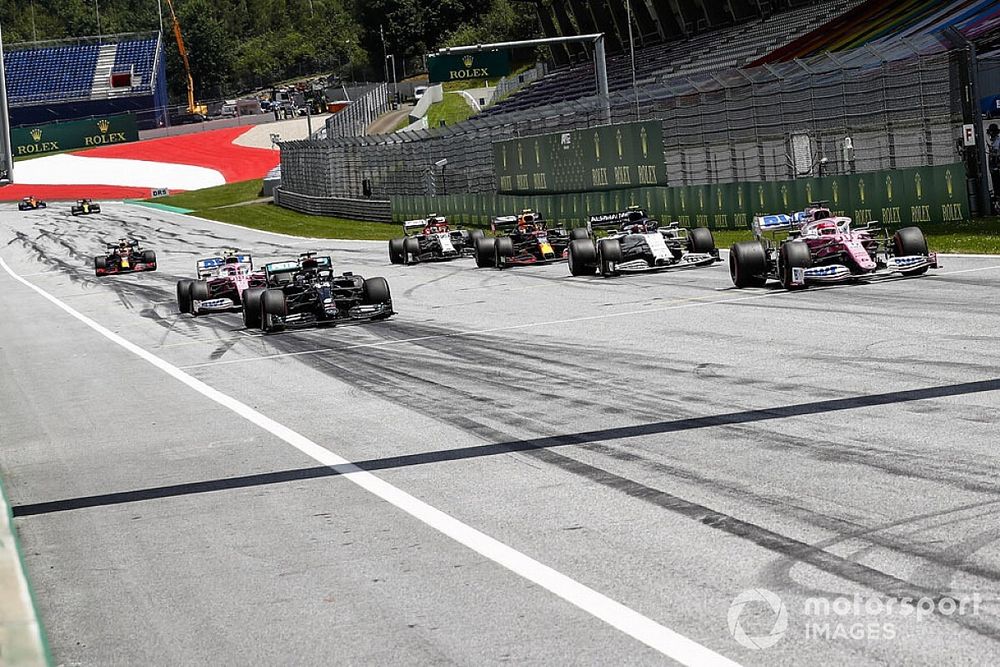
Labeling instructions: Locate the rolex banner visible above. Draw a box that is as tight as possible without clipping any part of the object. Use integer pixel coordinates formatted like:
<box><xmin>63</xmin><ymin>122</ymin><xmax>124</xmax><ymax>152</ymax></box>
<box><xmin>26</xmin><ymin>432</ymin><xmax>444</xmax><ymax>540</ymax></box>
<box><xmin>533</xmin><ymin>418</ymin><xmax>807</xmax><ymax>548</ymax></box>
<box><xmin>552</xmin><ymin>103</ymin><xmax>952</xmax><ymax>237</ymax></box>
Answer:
<box><xmin>494</xmin><ymin>121</ymin><xmax>667</xmax><ymax>194</ymax></box>
<box><xmin>396</xmin><ymin>163</ymin><xmax>969</xmax><ymax>229</ymax></box>
<box><xmin>427</xmin><ymin>51</ymin><xmax>510</xmax><ymax>84</ymax></box>
<box><xmin>11</xmin><ymin>114</ymin><xmax>139</xmax><ymax>158</ymax></box>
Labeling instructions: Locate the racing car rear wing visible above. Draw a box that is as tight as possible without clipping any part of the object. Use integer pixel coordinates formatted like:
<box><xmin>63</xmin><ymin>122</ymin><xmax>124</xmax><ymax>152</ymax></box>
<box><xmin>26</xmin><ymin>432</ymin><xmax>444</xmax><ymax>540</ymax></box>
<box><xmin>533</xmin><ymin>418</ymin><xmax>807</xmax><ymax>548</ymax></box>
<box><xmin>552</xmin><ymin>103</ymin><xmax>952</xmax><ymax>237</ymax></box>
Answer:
<box><xmin>106</xmin><ymin>240</ymin><xmax>139</xmax><ymax>249</ymax></box>
<box><xmin>587</xmin><ymin>209</ymin><xmax>653</xmax><ymax>232</ymax></box>
<box><xmin>403</xmin><ymin>215</ymin><xmax>447</xmax><ymax>233</ymax></box>
<box><xmin>752</xmin><ymin>214</ymin><xmax>796</xmax><ymax>235</ymax></box>
<box><xmin>491</xmin><ymin>215</ymin><xmax>520</xmax><ymax>232</ymax></box>
<box><xmin>197</xmin><ymin>254</ymin><xmax>253</xmax><ymax>277</ymax></box>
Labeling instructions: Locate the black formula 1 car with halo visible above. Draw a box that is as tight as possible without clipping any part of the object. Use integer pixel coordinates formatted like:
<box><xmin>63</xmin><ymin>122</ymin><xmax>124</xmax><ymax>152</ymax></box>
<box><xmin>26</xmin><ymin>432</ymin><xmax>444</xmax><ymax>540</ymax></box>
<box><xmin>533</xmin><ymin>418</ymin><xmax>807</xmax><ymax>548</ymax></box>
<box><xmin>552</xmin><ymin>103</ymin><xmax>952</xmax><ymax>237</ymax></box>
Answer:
<box><xmin>94</xmin><ymin>238</ymin><xmax>157</xmax><ymax>276</ymax></box>
<box><xmin>241</xmin><ymin>252</ymin><xmax>394</xmax><ymax>333</ymax></box>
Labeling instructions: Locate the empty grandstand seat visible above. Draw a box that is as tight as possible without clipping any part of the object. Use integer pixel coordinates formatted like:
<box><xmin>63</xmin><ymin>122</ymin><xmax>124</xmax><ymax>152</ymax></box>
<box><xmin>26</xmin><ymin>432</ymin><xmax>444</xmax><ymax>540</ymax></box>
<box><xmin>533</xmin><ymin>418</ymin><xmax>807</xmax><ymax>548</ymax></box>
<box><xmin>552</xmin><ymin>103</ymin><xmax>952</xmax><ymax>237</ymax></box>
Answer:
<box><xmin>4</xmin><ymin>44</ymin><xmax>100</xmax><ymax>104</ymax></box>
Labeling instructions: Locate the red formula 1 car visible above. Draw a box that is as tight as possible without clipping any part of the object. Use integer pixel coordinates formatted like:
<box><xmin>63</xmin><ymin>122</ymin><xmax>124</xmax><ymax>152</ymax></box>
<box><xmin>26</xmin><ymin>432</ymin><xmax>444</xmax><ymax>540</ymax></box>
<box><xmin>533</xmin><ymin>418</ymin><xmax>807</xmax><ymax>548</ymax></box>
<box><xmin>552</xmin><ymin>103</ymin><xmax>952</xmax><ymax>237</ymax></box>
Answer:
<box><xmin>729</xmin><ymin>202</ymin><xmax>938</xmax><ymax>290</ymax></box>
<box><xmin>472</xmin><ymin>209</ymin><xmax>588</xmax><ymax>269</ymax></box>
<box><xmin>176</xmin><ymin>250</ymin><xmax>266</xmax><ymax>316</ymax></box>
<box><xmin>18</xmin><ymin>196</ymin><xmax>47</xmax><ymax>211</ymax></box>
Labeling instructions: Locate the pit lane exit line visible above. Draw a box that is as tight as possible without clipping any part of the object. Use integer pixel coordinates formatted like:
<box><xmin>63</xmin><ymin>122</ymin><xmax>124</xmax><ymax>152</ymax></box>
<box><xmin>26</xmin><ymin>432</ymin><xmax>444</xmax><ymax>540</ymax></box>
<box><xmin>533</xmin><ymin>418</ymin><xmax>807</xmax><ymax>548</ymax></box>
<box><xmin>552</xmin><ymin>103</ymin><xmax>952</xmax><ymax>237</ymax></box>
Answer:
<box><xmin>0</xmin><ymin>255</ymin><xmax>741</xmax><ymax>667</ymax></box>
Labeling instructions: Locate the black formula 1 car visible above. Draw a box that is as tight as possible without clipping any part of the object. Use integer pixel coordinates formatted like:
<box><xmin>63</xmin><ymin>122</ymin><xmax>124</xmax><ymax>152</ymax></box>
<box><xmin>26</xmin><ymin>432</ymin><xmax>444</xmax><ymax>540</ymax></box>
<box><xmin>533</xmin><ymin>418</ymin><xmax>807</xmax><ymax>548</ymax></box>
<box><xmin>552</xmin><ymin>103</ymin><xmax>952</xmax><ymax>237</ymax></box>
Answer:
<box><xmin>568</xmin><ymin>208</ymin><xmax>720</xmax><ymax>277</ymax></box>
<box><xmin>241</xmin><ymin>253</ymin><xmax>394</xmax><ymax>332</ymax></box>
<box><xmin>473</xmin><ymin>210</ymin><xmax>587</xmax><ymax>269</ymax></box>
<box><xmin>94</xmin><ymin>239</ymin><xmax>157</xmax><ymax>276</ymax></box>
<box><xmin>71</xmin><ymin>199</ymin><xmax>102</xmax><ymax>216</ymax></box>
<box><xmin>18</xmin><ymin>196</ymin><xmax>47</xmax><ymax>211</ymax></box>
<box><xmin>177</xmin><ymin>250</ymin><xmax>266</xmax><ymax>316</ymax></box>
<box><xmin>388</xmin><ymin>214</ymin><xmax>485</xmax><ymax>264</ymax></box>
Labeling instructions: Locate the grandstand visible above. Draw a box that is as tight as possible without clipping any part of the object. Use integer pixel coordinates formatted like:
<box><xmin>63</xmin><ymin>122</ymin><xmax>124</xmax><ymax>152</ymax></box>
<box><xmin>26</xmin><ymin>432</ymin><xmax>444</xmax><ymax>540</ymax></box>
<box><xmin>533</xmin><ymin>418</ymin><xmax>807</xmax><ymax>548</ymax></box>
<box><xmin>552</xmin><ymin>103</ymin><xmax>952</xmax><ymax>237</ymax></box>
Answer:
<box><xmin>4</xmin><ymin>33</ymin><xmax>168</xmax><ymax>129</ymax></box>
<box><xmin>486</xmin><ymin>0</ymin><xmax>865</xmax><ymax>117</ymax></box>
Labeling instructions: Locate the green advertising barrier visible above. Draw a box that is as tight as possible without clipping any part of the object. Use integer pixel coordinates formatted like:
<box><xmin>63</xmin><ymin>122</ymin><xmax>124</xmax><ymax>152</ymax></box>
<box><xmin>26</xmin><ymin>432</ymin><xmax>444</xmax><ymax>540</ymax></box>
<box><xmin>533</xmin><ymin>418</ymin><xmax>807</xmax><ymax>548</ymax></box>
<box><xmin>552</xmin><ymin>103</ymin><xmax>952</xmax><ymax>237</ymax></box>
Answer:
<box><xmin>428</xmin><ymin>50</ymin><xmax>510</xmax><ymax>84</ymax></box>
<box><xmin>11</xmin><ymin>114</ymin><xmax>139</xmax><ymax>158</ymax></box>
<box><xmin>494</xmin><ymin>121</ymin><xmax>667</xmax><ymax>195</ymax></box>
<box><xmin>394</xmin><ymin>163</ymin><xmax>969</xmax><ymax>229</ymax></box>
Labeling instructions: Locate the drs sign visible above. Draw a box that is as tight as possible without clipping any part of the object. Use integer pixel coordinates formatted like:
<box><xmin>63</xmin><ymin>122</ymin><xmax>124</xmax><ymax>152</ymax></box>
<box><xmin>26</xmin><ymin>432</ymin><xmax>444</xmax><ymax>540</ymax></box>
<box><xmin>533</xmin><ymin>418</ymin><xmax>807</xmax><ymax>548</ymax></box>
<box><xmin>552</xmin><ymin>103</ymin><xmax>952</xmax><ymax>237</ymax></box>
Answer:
<box><xmin>428</xmin><ymin>50</ymin><xmax>510</xmax><ymax>83</ymax></box>
<box><xmin>11</xmin><ymin>114</ymin><xmax>140</xmax><ymax>157</ymax></box>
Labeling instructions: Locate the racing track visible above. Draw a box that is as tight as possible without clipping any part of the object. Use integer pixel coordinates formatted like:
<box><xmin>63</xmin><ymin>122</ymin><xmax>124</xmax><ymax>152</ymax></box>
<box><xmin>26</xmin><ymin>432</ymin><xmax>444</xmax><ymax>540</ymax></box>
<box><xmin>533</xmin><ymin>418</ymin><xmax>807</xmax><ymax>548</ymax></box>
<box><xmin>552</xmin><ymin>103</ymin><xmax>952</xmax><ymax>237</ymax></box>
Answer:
<box><xmin>1</xmin><ymin>203</ymin><xmax>999</xmax><ymax>665</ymax></box>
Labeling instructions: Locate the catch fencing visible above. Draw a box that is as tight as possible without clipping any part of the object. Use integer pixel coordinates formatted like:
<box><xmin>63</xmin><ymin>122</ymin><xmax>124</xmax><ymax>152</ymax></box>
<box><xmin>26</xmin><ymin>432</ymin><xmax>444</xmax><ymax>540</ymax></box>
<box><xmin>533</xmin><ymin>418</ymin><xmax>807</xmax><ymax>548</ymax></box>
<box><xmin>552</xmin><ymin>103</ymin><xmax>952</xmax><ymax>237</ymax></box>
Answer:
<box><xmin>278</xmin><ymin>39</ymin><xmax>965</xmax><ymax>205</ymax></box>
<box><xmin>311</xmin><ymin>83</ymin><xmax>390</xmax><ymax>141</ymax></box>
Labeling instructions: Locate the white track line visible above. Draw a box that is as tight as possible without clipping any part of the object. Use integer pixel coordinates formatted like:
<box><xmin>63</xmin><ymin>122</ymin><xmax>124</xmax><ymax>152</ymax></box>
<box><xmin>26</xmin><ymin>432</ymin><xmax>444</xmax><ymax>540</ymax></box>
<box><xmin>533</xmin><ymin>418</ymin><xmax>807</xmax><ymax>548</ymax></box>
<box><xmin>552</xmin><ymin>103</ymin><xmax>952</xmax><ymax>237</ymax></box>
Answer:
<box><xmin>0</xmin><ymin>255</ymin><xmax>740</xmax><ymax>667</ymax></box>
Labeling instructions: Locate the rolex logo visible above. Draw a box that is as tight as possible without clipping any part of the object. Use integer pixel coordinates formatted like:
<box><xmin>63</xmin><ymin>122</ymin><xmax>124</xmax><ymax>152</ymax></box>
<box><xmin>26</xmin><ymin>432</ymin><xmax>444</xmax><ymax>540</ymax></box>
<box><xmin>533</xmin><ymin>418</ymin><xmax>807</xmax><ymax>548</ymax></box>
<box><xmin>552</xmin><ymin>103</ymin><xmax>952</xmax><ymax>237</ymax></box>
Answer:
<box><xmin>30</xmin><ymin>128</ymin><xmax>42</xmax><ymax>141</ymax></box>
<box><xmin>463</xmin><ymin>55</ymin><xmax>474</xmax><ymax>68</ymax></box>
<box><xmin>97</xmin><ymin>119</ymin><xmax>110</xmax><ymax>133</ymax></box>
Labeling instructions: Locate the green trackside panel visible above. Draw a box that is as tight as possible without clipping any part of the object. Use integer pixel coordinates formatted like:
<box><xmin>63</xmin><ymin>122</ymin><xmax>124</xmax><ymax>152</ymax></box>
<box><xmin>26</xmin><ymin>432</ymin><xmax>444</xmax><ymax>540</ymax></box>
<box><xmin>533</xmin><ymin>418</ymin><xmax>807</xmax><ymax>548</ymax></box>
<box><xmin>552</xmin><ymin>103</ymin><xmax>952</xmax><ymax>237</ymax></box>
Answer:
<box><xmin>11</xmin><ymin>113</ymin><xmax>139</xmax><ymax>157</ymax></box>
<box><xmin>494</xmin><ymin>121</ymin><xmax>666</xmax><ymax>195</ymax></box>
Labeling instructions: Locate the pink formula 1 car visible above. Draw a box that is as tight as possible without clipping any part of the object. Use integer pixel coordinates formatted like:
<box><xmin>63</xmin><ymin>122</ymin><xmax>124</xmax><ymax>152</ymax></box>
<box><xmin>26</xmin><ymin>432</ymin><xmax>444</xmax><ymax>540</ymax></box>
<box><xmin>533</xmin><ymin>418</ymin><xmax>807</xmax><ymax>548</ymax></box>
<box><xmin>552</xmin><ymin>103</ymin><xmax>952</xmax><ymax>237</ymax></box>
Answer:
<box><xmin>176</xmin><ymin>250</ymin><xmax>266</xmax><ymax>316</ymax></box>
<box><xmin>729</xmin><ymin>202</ymin><xmax>938</xmax><ymax>290</ymax></box>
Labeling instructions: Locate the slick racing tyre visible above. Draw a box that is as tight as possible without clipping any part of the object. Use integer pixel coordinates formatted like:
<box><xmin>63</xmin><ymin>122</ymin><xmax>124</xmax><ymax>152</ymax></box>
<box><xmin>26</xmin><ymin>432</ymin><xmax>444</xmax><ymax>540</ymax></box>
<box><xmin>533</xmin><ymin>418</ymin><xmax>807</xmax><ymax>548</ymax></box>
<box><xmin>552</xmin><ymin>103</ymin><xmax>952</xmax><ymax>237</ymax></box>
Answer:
<box><xmin>402</xmin><ymin>236</ymin><xmax>421</xmax><ymax>264</ymax></box>
<box><xmin>893</xmin><ymin>227</ymin><xmax>930</xmax><ymax>275</ymax></box>
<box><xmin>569</xmin><ymin>227</ymin><xmax>590</xmax><ymax>241</ymax></box>
<box><xmin>261</xmin><ymin>289</ymin><xmax>287</xmax><ymax>333</ymax></box>
<box><xmin>176</xmin><ymin>280</ymin><xmax>194</xmax><ymax>314</ymax></box>
<box><xmin>141</xmin><ymin>250</ymin><xmax>157</xmax><ymax>268</ymax></box>
<box><xmin>597</xmin><ymin>238</ymin><xmax>622</xmax><ymax>277</ymax></box>
<box><xmin>494</xmin><ymin>236</ymin><xmax>515</xmax><ymax>269</ymax></box>
<box><xmin>568</xmin><ymin>239</ymin><xmax>597</xmax><ymax>276</ymax></box>
<box><xmin>242</xmin><ymin>288</ymin><xmax>264</xmax><ymax>329</ymax></box>
<box><xmin>688</xmin><ymin>227</ymin><xmax>716</xmax><ymax>254</ymax></box>
<box><xmin>94</xmin><ymin>256</ymin><xmax>108</xmax><ymax>276</ymax></box>
<box><xmin>778</xmin><ymin>240</ymin><xmax>812</xmax><ymax>290</ymax></box>
<box><xmin>190</xmin><ymin>280</ymin><xmax>210</xmax><ymax>301</ymax></box>
<box><xmin>729</xmin><ymin>241</ymin><xmax>768</xmax><ymax>288</ymax></box>
<box><xmin>467</xmin><ymin>229</ymin><xmax>486</xmax><ymax>244</ymax></box>
<box><xmin>388</xmin><ymin>238</ymin><xmax>405</xmax><ymax>264</ymax></box>
<box><xmin>474</xmin><ymin>237</ymin><xmax>496</xmax><ymax>268</ymax></box>
<box><xmin>362</xmin><ymin>277</ymin><xmax>393</xmax><ymax>317</ymax></box>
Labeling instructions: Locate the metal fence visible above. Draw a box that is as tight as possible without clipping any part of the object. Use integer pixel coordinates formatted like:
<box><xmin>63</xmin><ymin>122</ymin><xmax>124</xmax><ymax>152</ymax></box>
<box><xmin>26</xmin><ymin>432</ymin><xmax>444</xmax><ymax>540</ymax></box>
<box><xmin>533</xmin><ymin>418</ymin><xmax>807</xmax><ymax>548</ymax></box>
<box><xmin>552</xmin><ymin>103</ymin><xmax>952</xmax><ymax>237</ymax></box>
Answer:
<box><xmin>312</xmin><ymin>83</ymin><xmax>389</xmax><ymax>141</ymax></box>
<box><xmin>279</xmin><ymin>39</ymin><xmax>965</xmax><ymax>202</ymax></box>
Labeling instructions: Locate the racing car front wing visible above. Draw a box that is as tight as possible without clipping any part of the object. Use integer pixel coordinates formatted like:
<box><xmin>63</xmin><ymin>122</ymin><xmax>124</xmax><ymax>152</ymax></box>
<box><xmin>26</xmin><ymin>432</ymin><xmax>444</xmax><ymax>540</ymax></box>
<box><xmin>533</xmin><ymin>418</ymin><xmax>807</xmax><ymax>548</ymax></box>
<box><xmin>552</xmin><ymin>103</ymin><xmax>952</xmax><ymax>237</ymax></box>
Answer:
<box><xmin>95</xmin><ymin>262</ymin><xmax>156</xmax><ymax>276</ymax></box>
<box><xmin>789</xmin><ymin>253</ymin><xmax>939</xmax><ymax>285</ymax></box>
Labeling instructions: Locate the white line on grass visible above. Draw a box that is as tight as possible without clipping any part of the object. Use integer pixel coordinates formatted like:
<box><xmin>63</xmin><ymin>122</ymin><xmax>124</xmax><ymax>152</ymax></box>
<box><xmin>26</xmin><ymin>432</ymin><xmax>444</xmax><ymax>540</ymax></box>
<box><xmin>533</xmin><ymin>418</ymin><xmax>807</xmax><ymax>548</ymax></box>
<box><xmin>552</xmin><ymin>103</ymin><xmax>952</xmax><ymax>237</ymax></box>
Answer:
<box><xmin>0</xmin><ymin>255</ymin><xmax>741</xmax><ymax>667</ymax></box>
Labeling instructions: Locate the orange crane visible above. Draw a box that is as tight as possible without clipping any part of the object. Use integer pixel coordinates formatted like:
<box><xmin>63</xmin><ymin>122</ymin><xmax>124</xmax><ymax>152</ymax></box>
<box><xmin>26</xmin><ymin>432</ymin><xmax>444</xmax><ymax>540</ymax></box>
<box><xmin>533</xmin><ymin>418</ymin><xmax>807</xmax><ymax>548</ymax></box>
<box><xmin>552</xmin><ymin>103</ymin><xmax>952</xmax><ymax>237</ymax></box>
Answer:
<box><xmin>164</xmin><ymin>0</ymin><xmax>207</xmax><ymax>116</ymax></box>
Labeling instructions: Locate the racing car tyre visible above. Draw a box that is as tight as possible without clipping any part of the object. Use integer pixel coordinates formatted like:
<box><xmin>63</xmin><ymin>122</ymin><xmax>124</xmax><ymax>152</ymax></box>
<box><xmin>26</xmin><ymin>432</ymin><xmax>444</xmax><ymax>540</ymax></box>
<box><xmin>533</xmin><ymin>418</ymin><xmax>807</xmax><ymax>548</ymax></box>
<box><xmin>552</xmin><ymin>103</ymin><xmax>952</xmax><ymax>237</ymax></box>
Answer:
<box><xmin>91</xmin><ymin>204</ymin><xmax>102</xmax><ymax>214</ymax></box>
<box><xmin>190</xmin><ymin>280</ymin><xmax>210</xmax><ymax>302</ymax></box>
<box><xmin>362</xmin><ymin>277</ymin><xmax>392</xmax><ymax>305</ymax></box>
<box><xmin>467</xmin><ymin>229</ymin><xmax>486</xmax><ymax>243</ymax></box>
<box><xmin>71</xmin><ymin>207</ymin><xmax>82</xmax><ymax>216</ymax></box>
<box><xmin>494</xmin><ymin>237</ymin><xmax>515</xmax><ymax>269</ymax></box>
<box><xmin>261</xmin><ymin>289</ymin><xmax>287</xmax><ymax>333</ymax></box>
<box><xmin>18</xmin><ymin>204</ymin><xmax>26</xmax><ymax>211</ymax></box>
<box><xmin>597</xmin><ymin>238</ymin><xmax>622</xmax><ymax>277</ymax></box>
<box><xmin>688</xmin><ymin>227</ymin><xmax>716</xmax><ymax>254</ymax></box>
<box><xmin>779</xmin><ymin>241</ymin><xmax>812</xmax><ymax>290</ymax></box>
<box><xmin>38</xmin><ymin>202</ymin><xmax>46</xmax><ymax>209</ymax></box>
<box><xmin>402</xmin><ymin>236</ymin><xmax>421</xmax><ymax>264</ymax></box>
<box><xmin>94</xmin><ymin>256</ymin><xmax>108</xmax><ymax>275</ymax></box>
<box><xmin>141</xmin><ymin>250</ymin><xmax>157</xmax><ymax>268</ymax></box>
<box><xmin>729</xmin><ymin>242</ymin><xmax>768</xmax><ymax>288</ymax></box>
<box><xmin>893</xmin><ymin>227</ymin><xmax>930</xmax><ymax>275</ymax></box>
<box><xmin>474</xmin><ymin>237</ymin><xmax>496</xmax><ymax>268</ymax></box>
<box><xmin>388</xmin><ymin>238</ymin><xmax>405</xmax><ymax>264</ymax></box>
<box><xmin>568</xmin><ymin>239</ymin><xmax>597</xmax><ymax>276</ymax></box>
<box><xmin>242</xmin><ymin>288</ymin><xmax>264</xmax><ymax>329</ymax></box>
<box><xmin>569</xmin><ymin>227</ymin><xmax>590</xmax><ymax>241</ymax></box>
<box><xmin>176</xmin><ymin>280</ymin><xmax>194</xmax><ymax>314</ymax></box>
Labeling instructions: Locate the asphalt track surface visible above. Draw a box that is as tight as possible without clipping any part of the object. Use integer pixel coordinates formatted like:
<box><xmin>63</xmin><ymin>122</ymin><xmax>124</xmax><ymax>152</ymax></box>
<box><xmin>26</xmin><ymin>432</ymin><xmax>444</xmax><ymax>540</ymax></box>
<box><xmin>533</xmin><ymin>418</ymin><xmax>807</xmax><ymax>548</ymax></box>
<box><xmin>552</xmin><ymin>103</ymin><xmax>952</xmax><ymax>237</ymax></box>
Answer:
<box><xmin>1</xmin><ymin>203</ymin><xmax>999</xmax><ymax>665</ymax></box>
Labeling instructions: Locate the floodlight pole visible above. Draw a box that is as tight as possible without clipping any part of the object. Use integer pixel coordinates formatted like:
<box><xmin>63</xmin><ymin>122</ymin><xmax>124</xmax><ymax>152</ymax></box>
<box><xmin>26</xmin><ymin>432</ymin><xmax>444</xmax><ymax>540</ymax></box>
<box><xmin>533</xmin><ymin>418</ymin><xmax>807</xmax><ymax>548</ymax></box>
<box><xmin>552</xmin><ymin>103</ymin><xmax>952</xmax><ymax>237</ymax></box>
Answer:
<box><xmin>0</xmin><ymin>23</ymin><xmax>13</xmax><ymax>184</ymax></box>
<box><xmin>439</xmin><ymin>33</ymin><xmax>611</xmax><ymax>125</ymax></box>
